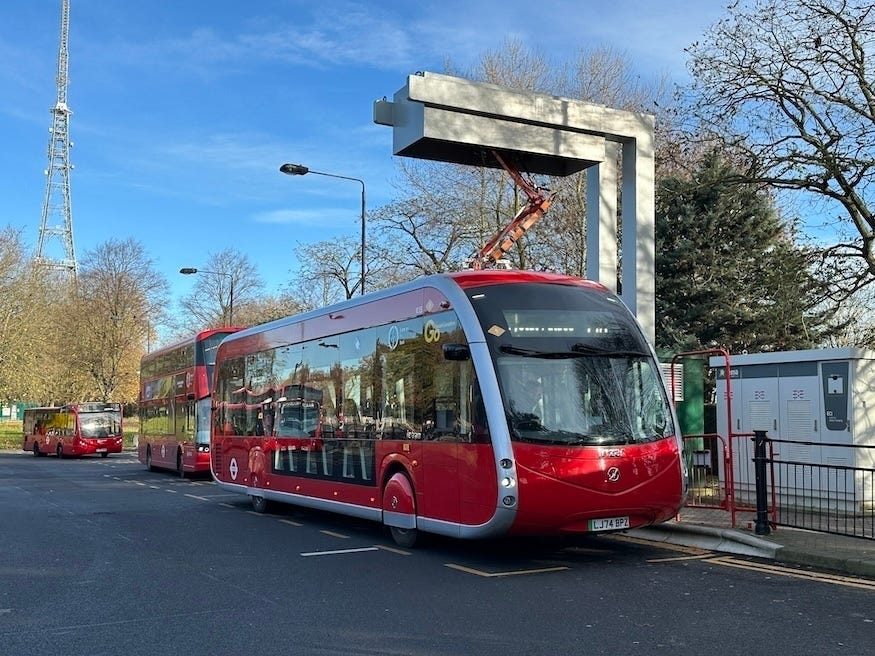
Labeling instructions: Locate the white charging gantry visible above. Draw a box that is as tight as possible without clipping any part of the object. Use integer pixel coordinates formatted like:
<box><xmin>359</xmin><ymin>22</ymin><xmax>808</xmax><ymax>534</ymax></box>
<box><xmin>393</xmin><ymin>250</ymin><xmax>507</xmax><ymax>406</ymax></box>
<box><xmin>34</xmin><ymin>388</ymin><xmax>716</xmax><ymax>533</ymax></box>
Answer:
<box><xmin>374</xmin><ymin>71</ymin><xmax>656</xmax><ymax>342</ymax></box>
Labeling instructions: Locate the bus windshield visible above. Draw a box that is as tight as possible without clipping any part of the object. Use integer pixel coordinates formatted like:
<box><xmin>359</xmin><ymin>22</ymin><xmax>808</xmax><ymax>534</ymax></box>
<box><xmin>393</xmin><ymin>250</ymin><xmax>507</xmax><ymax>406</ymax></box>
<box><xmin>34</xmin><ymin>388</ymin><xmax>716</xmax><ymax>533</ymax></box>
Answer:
<box><xmin>198</xmin><ymin>332</ymin><xmax>234</xmax><ymax>387</ymax></box>
<box><xmin>79</xmin><ymin>411</ymin><xmax>122</xmax><ymax>438</ymax></box>
<box><xmin>468</xmin><ymin>282</ymin><xmax>674</xmax><ymax>446</ymax></box>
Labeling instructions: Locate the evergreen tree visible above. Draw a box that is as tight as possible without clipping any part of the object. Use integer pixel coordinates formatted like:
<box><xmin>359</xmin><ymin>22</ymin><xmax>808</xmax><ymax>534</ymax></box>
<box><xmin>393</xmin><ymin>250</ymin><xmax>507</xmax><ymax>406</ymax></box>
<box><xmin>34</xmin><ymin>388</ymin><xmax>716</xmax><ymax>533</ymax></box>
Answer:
<box><xmin>655</xmin><ymin>151</ymin><xmax>834</xmax><ymax>355</ymax></box>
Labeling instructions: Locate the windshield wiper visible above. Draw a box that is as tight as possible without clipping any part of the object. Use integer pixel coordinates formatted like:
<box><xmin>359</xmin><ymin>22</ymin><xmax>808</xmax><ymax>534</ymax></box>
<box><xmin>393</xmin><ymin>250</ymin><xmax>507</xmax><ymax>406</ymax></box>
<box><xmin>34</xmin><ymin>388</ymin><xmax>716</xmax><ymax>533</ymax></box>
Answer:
<box><xmin>499</xmin><ymin>343</ymin><xmax>649</xmax><ymax>359</ymax></box>
<box><xmin>570</xmin><ymin>343</ymin><xmax>650</xmax><ymax>358</ymax></box>
<box><xmin>499</xmin><ymin>344</ymin><xmax>583</xmax><ymax>359</ymax></box>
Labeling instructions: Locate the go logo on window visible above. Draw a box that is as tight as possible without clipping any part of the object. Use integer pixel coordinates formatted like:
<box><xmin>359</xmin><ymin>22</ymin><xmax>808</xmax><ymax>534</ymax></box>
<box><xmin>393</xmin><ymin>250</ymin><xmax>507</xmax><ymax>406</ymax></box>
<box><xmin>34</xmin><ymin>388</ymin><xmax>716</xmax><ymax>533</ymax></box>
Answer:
<box><xmin>423</xmin><ymin>320</ymin><xmax>441</xmax><ymax>343</ymax></box>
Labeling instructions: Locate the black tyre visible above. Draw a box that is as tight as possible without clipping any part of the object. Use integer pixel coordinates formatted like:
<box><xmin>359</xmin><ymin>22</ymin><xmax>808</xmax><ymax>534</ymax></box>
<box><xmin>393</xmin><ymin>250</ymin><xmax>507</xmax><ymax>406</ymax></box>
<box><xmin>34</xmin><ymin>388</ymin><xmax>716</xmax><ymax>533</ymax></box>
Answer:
<box><xmin>57</xmin><ymin>445</ymin><xmax>64</xmax><ymax>459</ymax></box>
<box><xmin>251</xmin><ymin>494</ymin><xmax>269</xmax><ymax>514</ymax></box>
<box><xmin>389</xmin><ymin>525</ymin><xmax>418</xmax><ymax>548</ymax></box>
<box><xmin>33</xmin><ymin>442</ymin><xmax>41</xmax><ymax>457</ymax></box>
<box><xmin>100</xmin><ymin>452</ymin><xmax>109</xmax><ymax>458</ymax></box>
<box><xmin>177</xmin><ymin>451</ymin><xmax>186</xmax><ymax>478</ymax></box>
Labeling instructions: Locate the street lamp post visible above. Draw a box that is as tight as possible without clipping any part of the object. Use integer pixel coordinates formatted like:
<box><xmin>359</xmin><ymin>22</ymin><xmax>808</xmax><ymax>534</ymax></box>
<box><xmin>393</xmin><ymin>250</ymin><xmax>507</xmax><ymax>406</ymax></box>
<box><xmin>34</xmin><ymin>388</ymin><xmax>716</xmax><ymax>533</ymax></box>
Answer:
<box><xmin>279</xmin><ymin>162</ymin><xmax>366</xmax><ymax>296</ymax></box>
<box><xmin>180</xmin><ymin>267</ymin><xmax>234</xmax><ymax>326</ymax></box>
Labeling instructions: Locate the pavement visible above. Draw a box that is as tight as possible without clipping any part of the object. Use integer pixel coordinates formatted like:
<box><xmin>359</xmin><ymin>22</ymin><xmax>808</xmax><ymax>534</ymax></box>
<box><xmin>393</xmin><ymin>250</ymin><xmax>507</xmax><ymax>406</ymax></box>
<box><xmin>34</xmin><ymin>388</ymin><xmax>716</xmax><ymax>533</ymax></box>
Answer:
<box><xmin>630</xmin><ymin>506</ymin><xmax>875</xmax><ymax>579</ymax></box>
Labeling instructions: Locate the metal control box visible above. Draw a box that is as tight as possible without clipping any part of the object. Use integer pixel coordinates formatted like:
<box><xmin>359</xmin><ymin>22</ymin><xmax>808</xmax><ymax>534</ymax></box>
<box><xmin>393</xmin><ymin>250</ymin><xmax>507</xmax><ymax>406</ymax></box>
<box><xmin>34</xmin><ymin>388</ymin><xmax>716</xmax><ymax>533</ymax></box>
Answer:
<box><xmin>710</xmin><ymin>348</ymin><xmax>875</xmax><ymax>508</ymax></box>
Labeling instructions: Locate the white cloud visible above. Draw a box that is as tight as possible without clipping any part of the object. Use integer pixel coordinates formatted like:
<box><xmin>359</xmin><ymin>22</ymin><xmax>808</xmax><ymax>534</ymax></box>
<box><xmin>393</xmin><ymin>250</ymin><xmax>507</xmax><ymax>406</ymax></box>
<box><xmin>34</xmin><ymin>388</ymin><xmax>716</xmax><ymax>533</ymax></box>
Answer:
<box><xmin>252</xmin><ymin>207</ymin><xmax>359</xmax><ymax>228</ymax></box>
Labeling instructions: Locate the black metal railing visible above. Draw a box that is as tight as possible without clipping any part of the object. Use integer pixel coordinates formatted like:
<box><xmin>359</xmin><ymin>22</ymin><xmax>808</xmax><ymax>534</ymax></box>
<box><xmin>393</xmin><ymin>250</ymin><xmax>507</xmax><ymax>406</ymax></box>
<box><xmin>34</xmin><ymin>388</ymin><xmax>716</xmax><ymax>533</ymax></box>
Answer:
<box><xmin>683</xmin><ymin>432</ymin><xmax>875</xmax><ymax>539</ymax></box>
<box><xmin>764</xmin><ymin>436</ymin><xmax>875</xmax><ymax>539</ymax></box>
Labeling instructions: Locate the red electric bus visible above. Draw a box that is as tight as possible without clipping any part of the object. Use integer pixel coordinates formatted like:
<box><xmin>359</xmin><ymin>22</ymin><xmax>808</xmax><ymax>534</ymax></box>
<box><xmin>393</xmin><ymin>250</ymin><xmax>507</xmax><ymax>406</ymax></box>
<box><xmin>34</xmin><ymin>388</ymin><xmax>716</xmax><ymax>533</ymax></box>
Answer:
<box><xmin>23</xmin><ymin>403</ymin><xmax>123</xmax><ymax>458</ymax></box>
<box><xmin>211</xmin><ymin>270</ymin><xmax>687</xmax><ymax>546</ymax></box>
<box><xmin>138</xmin><ymin>327</ymin><xmax>241</xmax><ymax>476</ymax></box>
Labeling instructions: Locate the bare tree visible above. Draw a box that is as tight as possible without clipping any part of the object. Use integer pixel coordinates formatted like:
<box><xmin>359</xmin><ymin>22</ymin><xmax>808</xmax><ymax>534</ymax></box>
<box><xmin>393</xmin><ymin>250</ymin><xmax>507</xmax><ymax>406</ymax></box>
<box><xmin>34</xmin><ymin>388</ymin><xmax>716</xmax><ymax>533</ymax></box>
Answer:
<box><xmin>290</xmin><ymin>237</ymin><xmax>365</xmax><ymax>304</ymax></box>
<box><xmin>177</xmin><ymin>248</ymin><xmax>263</xmax><ymax>330</ymax></box>
<box><xmin>372</xmin><ymin>159</ymin><xmax>495</xmax><ymax>276</ymax></box>
<box><xmin>61</xmin><ymin>239</ymin><xmax>168</xmax><ymax>403</ymax></box>
<box><xmin>685</xmin><ymin>0</ymin><xmax>875</xmax><ymax>294</ymax></box>
<box><xmin>237</xmin><ymin>293</ymin><xmax>310</xmax><ymax>327</ymax></box>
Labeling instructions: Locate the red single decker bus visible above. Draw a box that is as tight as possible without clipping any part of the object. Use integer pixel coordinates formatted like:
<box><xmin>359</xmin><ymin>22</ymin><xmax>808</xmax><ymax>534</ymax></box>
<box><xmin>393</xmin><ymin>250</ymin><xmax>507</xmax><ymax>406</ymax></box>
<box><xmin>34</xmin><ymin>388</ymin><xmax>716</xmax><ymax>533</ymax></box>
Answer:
<box><xmin>23</xmin><ymin>403</ymin><xmax>123</xmax><ymax>458</ymax></box>
<box><xmin>138</xmin><ymin>327</ymin><xmax>241</xmax><ymax>476</ymax></box>
<box><xmin>211</xmin><ymin>270</ymin><xmax>687</xmax><ymax>546</ymax></box>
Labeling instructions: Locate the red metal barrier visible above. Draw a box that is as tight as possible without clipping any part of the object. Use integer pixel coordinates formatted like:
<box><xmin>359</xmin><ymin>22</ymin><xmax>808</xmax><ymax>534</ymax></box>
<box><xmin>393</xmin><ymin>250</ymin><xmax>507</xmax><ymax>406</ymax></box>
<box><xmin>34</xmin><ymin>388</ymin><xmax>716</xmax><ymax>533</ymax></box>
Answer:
<box><xmin>671</xmin><ymin>349</ymin><xmax>770</xmax><ymax>529</ymax></box>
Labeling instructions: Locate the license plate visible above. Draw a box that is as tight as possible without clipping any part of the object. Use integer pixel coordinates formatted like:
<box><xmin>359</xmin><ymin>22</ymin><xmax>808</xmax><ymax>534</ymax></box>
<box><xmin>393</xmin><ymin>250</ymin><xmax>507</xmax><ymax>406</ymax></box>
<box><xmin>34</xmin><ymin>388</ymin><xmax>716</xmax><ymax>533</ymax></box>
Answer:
<box><xmin>96</xmin><ymin>448</ymin><xmax>107</xmax><ymax>453</ymax></box>
<box><xmin>589</xmin><ymin>516</ymin><xmax>630</xmax><ymax>531</ymax></box>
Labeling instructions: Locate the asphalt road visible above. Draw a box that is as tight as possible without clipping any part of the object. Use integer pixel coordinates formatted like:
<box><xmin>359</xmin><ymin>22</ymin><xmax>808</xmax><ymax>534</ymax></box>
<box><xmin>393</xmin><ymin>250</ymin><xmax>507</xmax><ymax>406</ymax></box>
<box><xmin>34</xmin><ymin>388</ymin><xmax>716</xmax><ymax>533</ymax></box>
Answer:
<box><xmin>1</xmin><ymin>450</ymin><xmax>874</xmax><ymax>656</ymax></box>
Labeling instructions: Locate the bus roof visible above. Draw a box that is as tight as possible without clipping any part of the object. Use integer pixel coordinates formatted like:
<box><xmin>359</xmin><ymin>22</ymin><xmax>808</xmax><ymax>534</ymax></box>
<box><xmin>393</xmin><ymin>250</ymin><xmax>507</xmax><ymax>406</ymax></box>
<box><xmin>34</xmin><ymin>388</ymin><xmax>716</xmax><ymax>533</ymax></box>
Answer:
<box><xmin>217</xmin><ymin>270</ymin><xmax>611</xmax><ymax>358</ymax></box>
<box><xmin>141</xmin><ymin>327</ymin><xmax>244</xmax><ymax>364</ymax></box>
<box><xmin>24</xmin><ymin>403</ymin><xmax>121</xmax><ymax>414</ymax></box>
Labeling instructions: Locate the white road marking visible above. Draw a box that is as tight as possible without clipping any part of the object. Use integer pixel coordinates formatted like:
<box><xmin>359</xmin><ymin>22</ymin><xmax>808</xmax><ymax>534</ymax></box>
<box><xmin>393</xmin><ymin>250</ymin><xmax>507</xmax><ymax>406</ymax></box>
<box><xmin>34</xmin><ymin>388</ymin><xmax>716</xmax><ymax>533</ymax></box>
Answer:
<box><xmin>445</xmin><ymin>564</ymin><xmax>569</xmax><ymax>577</ymax></box>
<box><xmin>300</xmin><ymin>547</ymin><xmax>380</xmax><ymax>557</ymax></box>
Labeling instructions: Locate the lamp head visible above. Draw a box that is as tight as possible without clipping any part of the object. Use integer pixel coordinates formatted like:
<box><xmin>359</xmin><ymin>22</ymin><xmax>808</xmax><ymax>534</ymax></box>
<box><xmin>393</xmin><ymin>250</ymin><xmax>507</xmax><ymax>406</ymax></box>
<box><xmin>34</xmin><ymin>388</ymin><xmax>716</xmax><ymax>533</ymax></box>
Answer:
<box><xmin>280</xmin><ymin>163</ymin><xmax>309</xmax><ymax>176</ymax></box>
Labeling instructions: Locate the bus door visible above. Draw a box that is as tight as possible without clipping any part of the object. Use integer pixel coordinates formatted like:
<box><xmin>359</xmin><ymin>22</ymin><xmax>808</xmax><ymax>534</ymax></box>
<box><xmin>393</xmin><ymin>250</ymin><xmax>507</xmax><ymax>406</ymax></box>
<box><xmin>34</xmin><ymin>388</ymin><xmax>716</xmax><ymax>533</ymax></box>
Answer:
<box><xmin>50</xmin><ymin>410</ymin><xmax>74</xmax><ymax>455</ymax></box>
<box><xmin>427</xmin><ymin>332</ymin><xmax>496</xmax><ymax>528</ymax></box>
<box><xmin>417</xmin><ymin>316</ymin><xmax>477</xmax><ymax>526</ymax></box>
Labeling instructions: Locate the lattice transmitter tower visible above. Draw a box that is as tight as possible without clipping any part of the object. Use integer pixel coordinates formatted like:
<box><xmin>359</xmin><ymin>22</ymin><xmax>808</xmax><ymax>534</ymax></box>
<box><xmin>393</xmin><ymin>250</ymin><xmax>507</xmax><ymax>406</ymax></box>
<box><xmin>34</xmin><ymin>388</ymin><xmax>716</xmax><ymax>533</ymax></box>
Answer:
<box><xmin>36</xmin><ymin>0</ymin><xmax>77</xmax><ymax>276</ymax></box>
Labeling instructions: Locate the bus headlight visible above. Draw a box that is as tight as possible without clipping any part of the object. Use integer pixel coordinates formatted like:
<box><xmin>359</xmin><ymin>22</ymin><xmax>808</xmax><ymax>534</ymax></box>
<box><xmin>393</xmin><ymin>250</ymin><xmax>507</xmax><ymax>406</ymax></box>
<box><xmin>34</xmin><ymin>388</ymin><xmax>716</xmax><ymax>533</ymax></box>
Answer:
<box><xmin>501</xmin><ymin>476</ymin><xmax>516</xmax><ymax>488</ymax></box>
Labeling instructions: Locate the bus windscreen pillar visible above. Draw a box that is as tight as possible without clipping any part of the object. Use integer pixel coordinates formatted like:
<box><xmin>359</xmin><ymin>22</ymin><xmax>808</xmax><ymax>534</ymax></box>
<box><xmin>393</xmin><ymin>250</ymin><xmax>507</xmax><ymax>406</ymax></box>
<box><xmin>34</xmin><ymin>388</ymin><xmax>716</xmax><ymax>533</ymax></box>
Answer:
<box><xmin>374</xmin><ymin>71</ymin><xmax>656</xmax><ymax>342</ymax></box>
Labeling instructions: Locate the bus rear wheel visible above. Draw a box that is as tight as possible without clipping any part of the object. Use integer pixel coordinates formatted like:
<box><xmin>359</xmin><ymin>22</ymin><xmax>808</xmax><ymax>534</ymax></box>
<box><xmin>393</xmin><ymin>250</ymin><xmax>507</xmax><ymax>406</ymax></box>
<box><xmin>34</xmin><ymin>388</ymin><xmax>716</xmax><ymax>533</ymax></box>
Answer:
<box><xmin>250</xmin><ymin>494</ymin><xmax>269</xmax><ymax>514</ymax></box>
<box><xmin>33</xmin><ymin>442</ymin><xmax>41</xmax><ymax>457</ymax></box>
<box><xmin>56</xmin><ymin>445</ymin><xmax>64</xmax><ymax>459</ymax></box>
<box><xmin>146</xmin><ymin>447</ymin><xmax>154</xmax><ymax>471</ymax></box>
<box><xmin>177</xmin><ymin>451</ymin><xmax>186</xmax><ymax>478</ymax></box>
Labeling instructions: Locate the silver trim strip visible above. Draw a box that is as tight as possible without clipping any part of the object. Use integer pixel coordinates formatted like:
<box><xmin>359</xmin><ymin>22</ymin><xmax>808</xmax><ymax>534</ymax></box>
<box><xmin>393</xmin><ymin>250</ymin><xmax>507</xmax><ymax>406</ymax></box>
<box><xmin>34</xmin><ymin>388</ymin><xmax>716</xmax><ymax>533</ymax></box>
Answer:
<box><xmin>213</xmin><ymin>479</ymin><xmax>382</xmax><ymax>522</ymax></box>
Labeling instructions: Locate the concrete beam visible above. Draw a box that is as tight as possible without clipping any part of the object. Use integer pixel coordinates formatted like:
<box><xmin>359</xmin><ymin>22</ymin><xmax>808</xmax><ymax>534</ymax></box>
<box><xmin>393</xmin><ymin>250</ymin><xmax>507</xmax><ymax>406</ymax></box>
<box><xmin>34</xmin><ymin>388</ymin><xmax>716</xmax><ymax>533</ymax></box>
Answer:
<box><xmin>377</xmin><ymin>72</ymin><xmax>606</xmax><ymax>176</ymax></box>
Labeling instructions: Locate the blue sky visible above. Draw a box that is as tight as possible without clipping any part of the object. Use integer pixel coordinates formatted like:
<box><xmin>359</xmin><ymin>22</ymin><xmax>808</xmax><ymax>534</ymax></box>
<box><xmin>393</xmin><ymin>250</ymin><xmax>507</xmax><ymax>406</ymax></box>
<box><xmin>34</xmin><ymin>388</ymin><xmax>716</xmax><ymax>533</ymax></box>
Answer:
<box><xmin>0</xmin><ymin>0</ymin><xmax>728</xmax><ymax>310</ymax></box>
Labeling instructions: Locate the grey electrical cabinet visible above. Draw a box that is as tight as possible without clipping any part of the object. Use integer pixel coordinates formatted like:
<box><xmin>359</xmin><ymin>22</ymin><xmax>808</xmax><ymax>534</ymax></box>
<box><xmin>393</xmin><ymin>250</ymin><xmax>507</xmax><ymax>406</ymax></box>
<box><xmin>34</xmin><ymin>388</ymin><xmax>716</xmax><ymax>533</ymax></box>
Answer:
<box><xmin>710</xmin><ymin>348</ymin><xmax>875</xmax><ymax>507</ymax></box>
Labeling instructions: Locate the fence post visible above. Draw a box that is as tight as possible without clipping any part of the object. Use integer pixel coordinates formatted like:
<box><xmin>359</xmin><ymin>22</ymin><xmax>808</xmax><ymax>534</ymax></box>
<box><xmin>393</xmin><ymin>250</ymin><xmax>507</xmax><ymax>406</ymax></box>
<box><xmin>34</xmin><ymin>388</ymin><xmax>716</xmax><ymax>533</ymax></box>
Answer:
<box><xmin>753</xmin><ymin>430</ymin><xmax>771</xmax><ymax>536</ymax></box>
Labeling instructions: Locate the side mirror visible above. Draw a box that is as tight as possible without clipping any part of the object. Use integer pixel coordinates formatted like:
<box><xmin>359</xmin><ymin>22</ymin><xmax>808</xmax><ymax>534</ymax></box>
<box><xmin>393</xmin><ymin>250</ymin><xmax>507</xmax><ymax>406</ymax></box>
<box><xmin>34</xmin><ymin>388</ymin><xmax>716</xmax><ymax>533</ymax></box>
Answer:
<box><xmin>443</xmin><ymin>343</ymin><xmax>470</xmax><ymax>361</ymax></box>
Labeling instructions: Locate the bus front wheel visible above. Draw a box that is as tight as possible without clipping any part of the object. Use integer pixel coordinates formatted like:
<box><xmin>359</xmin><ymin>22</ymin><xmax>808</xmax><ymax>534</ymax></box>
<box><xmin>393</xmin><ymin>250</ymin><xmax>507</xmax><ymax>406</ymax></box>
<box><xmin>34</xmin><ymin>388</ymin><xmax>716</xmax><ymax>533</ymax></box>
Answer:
<box><xmin>389</xmin><ymin>525</ymin><xmax>418</xmax><ymax>549</ymax></box>
<box><xmin>146</xmin><ymin>447</ymin><xmax>154</xmax><ymax>471</ymax></box>
<box><xmin>56</xmin><ymin>445</ymin><xmax>64</xmax><ymax>459</ymax></box>
<box><xmin>383</xmin><ymin>471</ymin><xmax>418</xmax><ymax>548</ymax></box>
<box><xmin>177</xmin><ymin>451</ymin><xmax>186</xmax><ymax>478</ymax></box>
<box><xmin>33</xmin><ymin>442</ymin><xmax>41</xmax><ymax>457</ymax></box>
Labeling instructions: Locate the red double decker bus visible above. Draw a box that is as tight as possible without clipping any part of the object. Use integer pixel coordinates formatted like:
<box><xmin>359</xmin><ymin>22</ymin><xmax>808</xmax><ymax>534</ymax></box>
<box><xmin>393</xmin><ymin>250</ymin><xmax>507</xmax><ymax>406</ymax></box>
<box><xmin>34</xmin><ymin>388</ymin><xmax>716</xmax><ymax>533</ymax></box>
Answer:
<box><xmin>23</xmin><ymin>403</ymin><xmax>123</xmax><ymax>458</ymax></box>
<box><xmin>211</xmin><ymin>270</ymin><xmax>687</xmax><ymax>546</ymax></box>
<box><xmin>138</xmin><ymin>328</ymin><xmax>240</xmax><ymax>476</ymax></box>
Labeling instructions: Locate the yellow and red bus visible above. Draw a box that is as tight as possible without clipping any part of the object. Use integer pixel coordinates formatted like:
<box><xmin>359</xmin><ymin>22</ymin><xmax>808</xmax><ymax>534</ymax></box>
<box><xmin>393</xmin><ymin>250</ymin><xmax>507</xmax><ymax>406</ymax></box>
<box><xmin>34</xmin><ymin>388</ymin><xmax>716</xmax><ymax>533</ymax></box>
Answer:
<box><xmin>211</xmin><ymin>270</ymin><xmax>687</xmax><ymax>546</ymax></box>
<box><xmin>23</xmin><ymin>403</ymin><xmax>123</xmax><ymax>458</ymax></box>
<box><xmin>138</xmin><ymin>327</ymin><xmax>241</xmax><ymax>477</ymax></box>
